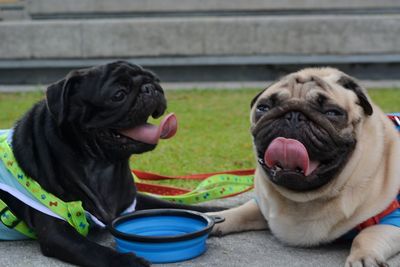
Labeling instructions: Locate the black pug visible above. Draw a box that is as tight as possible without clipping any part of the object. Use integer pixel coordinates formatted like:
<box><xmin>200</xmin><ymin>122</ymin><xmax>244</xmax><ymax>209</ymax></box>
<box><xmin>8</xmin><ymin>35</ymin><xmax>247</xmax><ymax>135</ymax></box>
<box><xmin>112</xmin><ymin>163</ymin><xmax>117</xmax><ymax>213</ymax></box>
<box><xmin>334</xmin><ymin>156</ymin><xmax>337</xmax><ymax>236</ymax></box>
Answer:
<box><xmin>0</xmin><ymin>61</ymin><xmax>214</xmax><ymax>267</ymax></box>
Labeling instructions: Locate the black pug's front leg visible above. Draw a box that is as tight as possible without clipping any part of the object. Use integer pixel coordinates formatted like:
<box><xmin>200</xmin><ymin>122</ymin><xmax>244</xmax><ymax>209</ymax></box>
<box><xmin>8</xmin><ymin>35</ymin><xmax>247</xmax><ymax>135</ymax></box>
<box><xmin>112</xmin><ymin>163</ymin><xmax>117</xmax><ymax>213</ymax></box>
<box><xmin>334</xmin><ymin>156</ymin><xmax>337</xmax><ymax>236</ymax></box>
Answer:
<box><xmin>32</xmin><ymin>212</ymin><xmax>149</xmax><ymax>267</ymax></box>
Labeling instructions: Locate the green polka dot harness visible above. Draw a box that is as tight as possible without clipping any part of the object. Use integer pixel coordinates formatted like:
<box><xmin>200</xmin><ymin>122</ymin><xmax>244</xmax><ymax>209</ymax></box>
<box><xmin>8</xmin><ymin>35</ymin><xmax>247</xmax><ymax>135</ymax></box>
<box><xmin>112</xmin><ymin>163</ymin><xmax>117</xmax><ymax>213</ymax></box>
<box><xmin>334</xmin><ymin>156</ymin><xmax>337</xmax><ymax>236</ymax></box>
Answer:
<box><xmin>0</xmin><ymin>131</ymin><xmax>89</xmax><ymax>238</ymax></box>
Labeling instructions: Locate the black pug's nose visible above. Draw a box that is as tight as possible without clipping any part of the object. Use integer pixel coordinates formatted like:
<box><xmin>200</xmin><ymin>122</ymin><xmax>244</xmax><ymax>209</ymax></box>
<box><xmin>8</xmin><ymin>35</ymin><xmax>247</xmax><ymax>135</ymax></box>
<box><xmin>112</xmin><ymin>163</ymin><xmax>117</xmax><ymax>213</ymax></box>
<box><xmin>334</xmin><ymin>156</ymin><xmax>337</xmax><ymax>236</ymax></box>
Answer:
<box><xmin>140</xmin><ymin>83</ymin><xmax>156</xmax><ymax>94</ymax></box>
<box><xmin>139</xmin><ymin>83</ymin><xmax>166</xmax><ymax>119</ymax></box>
<box><xmin>152</xmin><ymin>107</ymin><xmax>164</xmax><ymax>118</ymax></box>
<box><xmin>285</xmin><ymin>111</ymin><xmax>306</xmax><ymax>126</ymax></box>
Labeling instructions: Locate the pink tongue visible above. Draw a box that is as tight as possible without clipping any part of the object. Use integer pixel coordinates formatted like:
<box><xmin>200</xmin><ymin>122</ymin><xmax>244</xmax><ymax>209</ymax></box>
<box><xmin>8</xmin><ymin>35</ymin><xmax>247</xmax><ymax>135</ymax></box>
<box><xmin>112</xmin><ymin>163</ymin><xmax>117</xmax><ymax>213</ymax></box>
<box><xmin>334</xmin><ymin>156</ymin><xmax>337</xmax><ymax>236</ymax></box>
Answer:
<box><xmin>264</xmin><ymin>137</ymin><xmax>318</xmax><ymax>176</ymax></box>
<box><xmin>119</xmin><ymin>113</ymin><xmax>177</xmax><ymax>145</ymax></box>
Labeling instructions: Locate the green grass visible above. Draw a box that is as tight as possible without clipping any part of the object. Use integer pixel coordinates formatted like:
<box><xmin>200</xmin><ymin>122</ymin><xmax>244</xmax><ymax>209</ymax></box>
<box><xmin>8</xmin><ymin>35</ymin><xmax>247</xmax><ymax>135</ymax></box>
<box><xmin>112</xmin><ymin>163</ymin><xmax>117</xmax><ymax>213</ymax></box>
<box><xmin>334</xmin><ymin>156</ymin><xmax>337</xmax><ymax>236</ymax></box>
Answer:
<box><xmin>0</xmin><ymin>88</ymin><xmax>399</xmax><ymax>176</ymax></box>
<box><xmin>366</xmin><ymin>89</ymin><xmax>400</xmax><ymax>112</ymax></box>
<box><xmin>0</xmin><ymin>91</ymin><xmax>44</xmax><ymax>128</ymax></box>
<box><xmin>133</xmin><ymin>89</ymin><xmax>257</xmax><ymax>175</ymax></box>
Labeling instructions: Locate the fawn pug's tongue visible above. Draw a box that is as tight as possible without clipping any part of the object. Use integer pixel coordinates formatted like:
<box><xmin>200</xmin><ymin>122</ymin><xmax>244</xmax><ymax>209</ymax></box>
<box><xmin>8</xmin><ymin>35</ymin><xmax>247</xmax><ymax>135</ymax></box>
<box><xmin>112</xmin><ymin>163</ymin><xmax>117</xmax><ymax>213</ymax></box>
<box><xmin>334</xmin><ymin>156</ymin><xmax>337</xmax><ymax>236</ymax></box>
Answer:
<box><xmin>264</xmin><ymin>137</ymin><xmax>319</xmax><ymax>176</ymax></box>
<box><xmin>119</xmin><ymin>113</ymin><xmax>177</xmax><ymax>145</ymax></box>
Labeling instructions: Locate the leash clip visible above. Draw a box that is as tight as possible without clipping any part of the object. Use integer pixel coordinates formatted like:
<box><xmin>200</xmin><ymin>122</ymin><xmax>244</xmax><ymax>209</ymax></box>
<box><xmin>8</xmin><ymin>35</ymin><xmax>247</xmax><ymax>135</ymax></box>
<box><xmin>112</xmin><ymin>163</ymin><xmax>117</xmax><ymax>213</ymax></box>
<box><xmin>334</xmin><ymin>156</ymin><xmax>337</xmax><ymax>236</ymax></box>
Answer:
<box><xmin>394</xmin><ymin>116</ymin><xmax>400</xmax><ymax>127</ymax></box>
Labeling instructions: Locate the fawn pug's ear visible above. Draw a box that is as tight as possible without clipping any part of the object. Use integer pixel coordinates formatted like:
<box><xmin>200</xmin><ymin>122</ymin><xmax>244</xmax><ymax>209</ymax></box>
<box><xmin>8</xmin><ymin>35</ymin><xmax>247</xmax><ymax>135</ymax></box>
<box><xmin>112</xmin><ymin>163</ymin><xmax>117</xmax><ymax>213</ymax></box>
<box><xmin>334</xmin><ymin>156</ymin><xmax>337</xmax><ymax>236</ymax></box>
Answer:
<box><xmin>336</xmin><ymin>76</ymin><xmax>373</xmax><ymax>116</ymax></box>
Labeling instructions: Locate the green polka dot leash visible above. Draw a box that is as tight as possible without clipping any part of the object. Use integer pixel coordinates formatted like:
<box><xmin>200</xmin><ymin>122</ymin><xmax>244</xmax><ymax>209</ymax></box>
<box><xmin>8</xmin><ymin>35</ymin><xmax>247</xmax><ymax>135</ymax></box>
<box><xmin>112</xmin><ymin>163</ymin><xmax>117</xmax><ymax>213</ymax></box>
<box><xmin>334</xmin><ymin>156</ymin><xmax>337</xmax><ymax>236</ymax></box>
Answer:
<box><xmin>0</xmin><ymin>133</ymin><xmax>89</xmax><ymax>238</ymax></box>
<box><xmin>133</xmin><ymin>169</ymin><xmax>255</xmax><ymax>205</ymax></box>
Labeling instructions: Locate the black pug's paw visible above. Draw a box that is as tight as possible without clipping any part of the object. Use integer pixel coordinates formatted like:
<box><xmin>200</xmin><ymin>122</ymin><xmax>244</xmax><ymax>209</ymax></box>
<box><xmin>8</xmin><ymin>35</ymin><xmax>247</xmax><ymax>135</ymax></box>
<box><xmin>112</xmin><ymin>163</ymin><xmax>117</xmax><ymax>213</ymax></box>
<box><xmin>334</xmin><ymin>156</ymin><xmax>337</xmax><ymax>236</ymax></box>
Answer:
<box><xmin>111</xmin><ymin>252</ymin><xmax>150</xmax><ymax>267</ymax></box>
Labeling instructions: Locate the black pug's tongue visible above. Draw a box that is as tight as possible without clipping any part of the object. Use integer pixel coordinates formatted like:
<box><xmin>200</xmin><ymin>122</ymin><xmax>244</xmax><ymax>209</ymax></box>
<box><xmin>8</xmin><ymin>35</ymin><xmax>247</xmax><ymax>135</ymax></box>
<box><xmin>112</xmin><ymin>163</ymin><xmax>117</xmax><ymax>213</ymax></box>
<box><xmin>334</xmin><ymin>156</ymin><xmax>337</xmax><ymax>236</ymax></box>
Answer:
<box><xmin>119</xmin><ymin>113</ymin><xmax>177</xmax><ymax>145</ymax></box>
<box><xmin>264</xmin><ymin>137</ymin><xmax>319</xmax><ymax>176</ymax></box>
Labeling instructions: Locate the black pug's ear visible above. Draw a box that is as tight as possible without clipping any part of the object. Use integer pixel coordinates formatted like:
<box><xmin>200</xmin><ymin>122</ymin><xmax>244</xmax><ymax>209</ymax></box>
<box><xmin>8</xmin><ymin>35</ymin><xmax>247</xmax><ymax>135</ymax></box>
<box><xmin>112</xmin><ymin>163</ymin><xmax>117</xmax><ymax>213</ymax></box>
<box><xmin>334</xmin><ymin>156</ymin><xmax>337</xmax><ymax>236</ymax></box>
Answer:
<box><xmin>337</xmin><ymin>76</ymin><xmax>373</xmax><ymax>116</ymax></box>
<box><xmin>46</xmin><ymin>71</ymin><xmax>80</xmax><ymax>125</ymax></box>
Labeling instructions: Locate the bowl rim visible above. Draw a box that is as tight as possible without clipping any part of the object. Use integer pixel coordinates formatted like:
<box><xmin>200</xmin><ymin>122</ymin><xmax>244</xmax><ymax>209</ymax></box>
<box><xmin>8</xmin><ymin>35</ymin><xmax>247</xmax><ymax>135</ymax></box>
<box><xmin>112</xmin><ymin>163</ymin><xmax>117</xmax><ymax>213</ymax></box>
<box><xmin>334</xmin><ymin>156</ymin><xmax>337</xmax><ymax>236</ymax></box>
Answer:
<box><xmin>109</xmin><ymin>209</ymin><xmax>215</xmax><ymax>243</ymax></box>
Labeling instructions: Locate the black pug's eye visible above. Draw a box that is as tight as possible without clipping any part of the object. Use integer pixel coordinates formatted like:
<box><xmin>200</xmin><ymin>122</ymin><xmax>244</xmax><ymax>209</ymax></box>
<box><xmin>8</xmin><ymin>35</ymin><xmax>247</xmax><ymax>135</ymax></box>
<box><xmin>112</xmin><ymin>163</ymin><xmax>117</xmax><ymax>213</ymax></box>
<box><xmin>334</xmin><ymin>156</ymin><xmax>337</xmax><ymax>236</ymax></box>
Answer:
<box><xmin>111</xmin><ymin>90</ymin><xmax>127</xmax><ymax>102</ymax></box>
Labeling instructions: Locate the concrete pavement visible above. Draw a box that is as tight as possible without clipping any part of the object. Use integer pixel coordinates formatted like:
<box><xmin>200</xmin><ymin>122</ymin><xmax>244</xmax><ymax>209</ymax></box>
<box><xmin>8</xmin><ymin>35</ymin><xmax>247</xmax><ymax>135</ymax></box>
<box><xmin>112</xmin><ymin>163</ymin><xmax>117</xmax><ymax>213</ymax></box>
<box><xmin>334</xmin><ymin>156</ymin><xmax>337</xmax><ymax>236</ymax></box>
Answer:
<box><xmin>1</xmin><ymin>191</ymin><xmax>400</xmax><ymax>267</ymax></box>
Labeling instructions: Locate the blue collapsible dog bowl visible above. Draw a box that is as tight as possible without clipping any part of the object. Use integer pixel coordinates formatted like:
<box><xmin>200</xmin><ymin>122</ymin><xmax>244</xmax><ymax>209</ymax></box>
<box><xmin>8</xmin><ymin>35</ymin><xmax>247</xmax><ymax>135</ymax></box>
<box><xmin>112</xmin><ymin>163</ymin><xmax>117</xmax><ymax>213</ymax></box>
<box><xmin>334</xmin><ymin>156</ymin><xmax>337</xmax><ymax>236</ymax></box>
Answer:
<box><xmin>110</xmin><ymin>209</ymin><xmax>224</xmax><ymax>263</ymax></box>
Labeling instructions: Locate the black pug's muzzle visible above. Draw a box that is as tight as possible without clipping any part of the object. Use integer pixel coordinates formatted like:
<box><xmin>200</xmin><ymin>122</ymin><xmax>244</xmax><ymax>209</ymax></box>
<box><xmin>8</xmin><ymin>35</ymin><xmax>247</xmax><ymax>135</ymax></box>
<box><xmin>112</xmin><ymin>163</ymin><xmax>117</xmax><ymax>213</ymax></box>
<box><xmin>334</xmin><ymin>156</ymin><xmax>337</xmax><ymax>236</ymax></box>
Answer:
<box><xmin>46</xmin><ymin>61</ymin><xmax>177</xmax><ymax>161</ymax></box>
<box><xmin>252</xmin><ymin>101</ymin><xmax>356</xmax><ymax>192</ymax></box>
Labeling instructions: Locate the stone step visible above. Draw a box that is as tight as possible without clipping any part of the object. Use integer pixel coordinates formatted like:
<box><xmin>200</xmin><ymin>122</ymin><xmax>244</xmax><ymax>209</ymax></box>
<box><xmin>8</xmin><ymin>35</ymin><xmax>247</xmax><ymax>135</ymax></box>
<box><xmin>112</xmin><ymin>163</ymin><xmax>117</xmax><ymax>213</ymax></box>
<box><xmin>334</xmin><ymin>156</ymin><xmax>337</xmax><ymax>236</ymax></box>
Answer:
<box><xmin>1</xmin><ymin>15</ymin><xmax>400</xmax><ymax>59</ymax></box>
<box><xmin>26</xmin><ymin>0</ymin><xmax>400</xmax><ymax>19</ymax></box>
<box><xmin>2</xmin><ymin>80</ymin><xmax>400</xmax><ymax>93</ymax></box>
<box><xmin>2</xmin><ymin>1</ymin><xmax>400</xmax><ymax>84</ymax></box>
<box><xmin>2</xmin><ymin>56</ymin><xmax>400</xmax><ymax>84</ymax></box>
<box><xmin>0</xmin><ymin>0</ymin><xmax>27</xmax><ymax>21</ymax></box>
<box><xmin>1</xmin><ymin>13</ymin><xmax>400</xmax><ymax>84</ymax></box>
